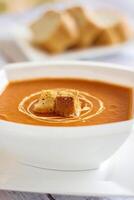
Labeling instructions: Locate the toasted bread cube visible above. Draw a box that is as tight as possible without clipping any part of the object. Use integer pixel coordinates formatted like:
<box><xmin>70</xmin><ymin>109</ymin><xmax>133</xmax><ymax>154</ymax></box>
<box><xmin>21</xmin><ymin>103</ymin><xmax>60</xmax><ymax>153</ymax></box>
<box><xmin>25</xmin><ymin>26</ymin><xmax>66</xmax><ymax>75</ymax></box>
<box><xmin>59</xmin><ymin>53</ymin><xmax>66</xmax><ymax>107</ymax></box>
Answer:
<box><xmin>66</xmin><ymin>6</ymin><xmax>102</xmax><ymax>47</ymax></box>
<box><xmin>33</xmin><ymin>90</ymin><xmax>56</xmax><ymax>113</ymax></box>
<box><xmin>30</xmin><ymin>10</ymin><xmax>79</xmax><ymax>53</ymax></box>
<box><xmin>33</xmin><ymin>89</ymin><xmax>81</xmax><ymax>117</ymax></box>
<box><xmin>55</xmin><ymin>96</ymin><xmax>75</xmax><ymax>117</ymax></box>
<box><xmin>55</xmin><ymin>91</ymin><xmax>81</xmax><ymax>117</ymax></box>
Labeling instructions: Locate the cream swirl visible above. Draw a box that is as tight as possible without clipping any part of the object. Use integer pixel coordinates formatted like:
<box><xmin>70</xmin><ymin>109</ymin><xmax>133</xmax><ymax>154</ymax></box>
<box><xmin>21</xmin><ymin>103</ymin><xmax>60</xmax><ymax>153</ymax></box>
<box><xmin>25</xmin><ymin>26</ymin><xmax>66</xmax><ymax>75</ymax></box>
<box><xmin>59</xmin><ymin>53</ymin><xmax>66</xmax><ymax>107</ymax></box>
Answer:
<box><xmin>18</xmin><ymin>89</ymin><xmax>105</xmax><ymax>124</ymax></box>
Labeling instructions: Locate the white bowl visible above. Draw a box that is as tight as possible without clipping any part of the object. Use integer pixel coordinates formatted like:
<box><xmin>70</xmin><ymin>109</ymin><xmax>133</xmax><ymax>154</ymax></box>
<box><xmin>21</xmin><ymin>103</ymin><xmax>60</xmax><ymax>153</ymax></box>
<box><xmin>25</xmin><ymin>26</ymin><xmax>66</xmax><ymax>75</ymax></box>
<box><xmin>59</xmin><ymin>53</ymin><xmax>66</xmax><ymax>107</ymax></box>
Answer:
<box><xmin>0</xmin><ymin>61</ymin><xmax>133</xmax><ymax>171</ymax></box>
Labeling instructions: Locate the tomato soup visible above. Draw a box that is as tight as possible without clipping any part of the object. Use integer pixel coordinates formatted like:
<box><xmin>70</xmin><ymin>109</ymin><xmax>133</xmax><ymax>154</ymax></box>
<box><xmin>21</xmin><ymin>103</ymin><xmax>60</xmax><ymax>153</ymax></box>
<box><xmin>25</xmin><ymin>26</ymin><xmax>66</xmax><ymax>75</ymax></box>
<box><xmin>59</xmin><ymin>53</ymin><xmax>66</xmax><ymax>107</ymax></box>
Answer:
<box><xmin>0</xmin><ymin>78</ymin><xmax>133</xmax><ymax>126</ymax></box>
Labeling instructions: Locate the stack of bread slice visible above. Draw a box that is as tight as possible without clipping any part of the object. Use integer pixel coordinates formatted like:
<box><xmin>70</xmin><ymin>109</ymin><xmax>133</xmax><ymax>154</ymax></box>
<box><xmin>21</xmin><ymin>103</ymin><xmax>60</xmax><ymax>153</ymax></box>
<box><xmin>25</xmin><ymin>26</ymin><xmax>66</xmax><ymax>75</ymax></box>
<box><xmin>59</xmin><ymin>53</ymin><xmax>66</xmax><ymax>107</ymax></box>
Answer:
<box><xmin>30</xmin><ymin>6</ymin><xmax>133</xmax><ymax>54</ymax></box>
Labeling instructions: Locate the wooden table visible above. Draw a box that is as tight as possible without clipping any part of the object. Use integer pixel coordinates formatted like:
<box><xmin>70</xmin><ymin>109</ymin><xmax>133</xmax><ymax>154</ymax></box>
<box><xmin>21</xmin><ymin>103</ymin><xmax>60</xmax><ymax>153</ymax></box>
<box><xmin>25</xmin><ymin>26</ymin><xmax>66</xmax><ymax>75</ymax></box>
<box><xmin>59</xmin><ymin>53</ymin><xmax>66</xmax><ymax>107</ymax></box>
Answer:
<box><xmin>0</xmin><ymin>191</ymin><xmax>132</xmax><ymax>200</ymax></box>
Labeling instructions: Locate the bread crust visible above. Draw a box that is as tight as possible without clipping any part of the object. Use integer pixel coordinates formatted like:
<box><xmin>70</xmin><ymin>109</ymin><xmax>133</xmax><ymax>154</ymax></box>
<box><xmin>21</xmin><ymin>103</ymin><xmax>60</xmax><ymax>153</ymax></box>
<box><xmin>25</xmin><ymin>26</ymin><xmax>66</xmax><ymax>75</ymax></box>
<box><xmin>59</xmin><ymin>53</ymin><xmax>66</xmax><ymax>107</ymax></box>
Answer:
<box><xmin>95</xmin><ymin>27</ymin><xmax>120</xmax><ymax>46</ymax></box>
<box><xmin>114</xmin><ymin>20</ymin><xmax>133</xmax><ymax>42</ymax></box>
<box><xmin>55</xmin><ymin>90</ymin><xmax>81</xmax><ymax>117</ymax></box>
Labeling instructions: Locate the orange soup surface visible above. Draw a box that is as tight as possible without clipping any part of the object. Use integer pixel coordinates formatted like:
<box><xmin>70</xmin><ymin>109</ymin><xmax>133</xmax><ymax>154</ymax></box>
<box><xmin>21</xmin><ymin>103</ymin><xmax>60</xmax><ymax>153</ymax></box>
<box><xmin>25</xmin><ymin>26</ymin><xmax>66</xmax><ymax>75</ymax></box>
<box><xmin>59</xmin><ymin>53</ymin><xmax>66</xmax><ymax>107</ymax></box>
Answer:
<box><xmin>0</xmin><ymin>78</ymin><xmax>133</xmax><ymax>126</ymax></box>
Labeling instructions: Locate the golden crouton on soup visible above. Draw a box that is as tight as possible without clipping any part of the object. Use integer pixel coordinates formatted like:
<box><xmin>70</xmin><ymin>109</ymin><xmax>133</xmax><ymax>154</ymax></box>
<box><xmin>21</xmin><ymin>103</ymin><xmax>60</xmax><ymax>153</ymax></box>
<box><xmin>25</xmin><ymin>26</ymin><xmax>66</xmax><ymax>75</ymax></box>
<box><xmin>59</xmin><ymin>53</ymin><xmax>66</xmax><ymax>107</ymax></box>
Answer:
<box><xmin>33</xmin><ymin>89</ymin><xmax>81</xmax><ymax>117</ymax></box>
<box><xmin>33</xmin><ymin>90</ymin><xmax>56</xmax><ymax>113</ymax></box>
<box><xmin>55</xmin><ymin>90</ymin><xmax>81</xmax><ymax>117</ymax></box>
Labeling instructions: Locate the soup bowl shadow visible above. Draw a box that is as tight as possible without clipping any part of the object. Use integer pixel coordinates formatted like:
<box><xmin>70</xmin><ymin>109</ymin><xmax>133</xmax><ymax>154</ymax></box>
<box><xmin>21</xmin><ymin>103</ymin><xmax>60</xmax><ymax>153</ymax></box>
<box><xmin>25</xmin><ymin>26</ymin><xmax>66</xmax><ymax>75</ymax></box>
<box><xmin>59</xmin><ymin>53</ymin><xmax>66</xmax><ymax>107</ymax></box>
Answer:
<box><xmin>0</xmin><ymin>61</ymin><xmax>134</xmax><ymax>171</ymax></box>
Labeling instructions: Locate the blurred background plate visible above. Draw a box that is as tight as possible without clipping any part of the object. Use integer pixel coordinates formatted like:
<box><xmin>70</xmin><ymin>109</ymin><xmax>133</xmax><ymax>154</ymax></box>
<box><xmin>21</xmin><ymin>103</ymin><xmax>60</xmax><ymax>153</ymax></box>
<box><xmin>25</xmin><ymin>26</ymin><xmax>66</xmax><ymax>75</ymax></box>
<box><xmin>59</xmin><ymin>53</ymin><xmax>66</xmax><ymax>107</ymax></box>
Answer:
<box><xmin>0</xmin><ymin>0</ymin><xmax>134</xmax><ymax>62</ymax></box>
<box><xmin>15</xmin><ymin>35</ymin><xmax>133</xmax><ymax>61</ymax></box>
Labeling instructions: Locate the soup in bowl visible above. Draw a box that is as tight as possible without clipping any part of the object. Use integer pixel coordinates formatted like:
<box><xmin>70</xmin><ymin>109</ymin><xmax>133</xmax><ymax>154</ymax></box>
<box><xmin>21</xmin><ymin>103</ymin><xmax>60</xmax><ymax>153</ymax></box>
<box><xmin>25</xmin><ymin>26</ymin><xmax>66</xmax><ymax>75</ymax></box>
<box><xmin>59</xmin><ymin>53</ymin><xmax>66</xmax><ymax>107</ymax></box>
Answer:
<box><xmin>0</xmin><ymin>61</ymin><xmax>133</xmax><ymax>170</ymax></box>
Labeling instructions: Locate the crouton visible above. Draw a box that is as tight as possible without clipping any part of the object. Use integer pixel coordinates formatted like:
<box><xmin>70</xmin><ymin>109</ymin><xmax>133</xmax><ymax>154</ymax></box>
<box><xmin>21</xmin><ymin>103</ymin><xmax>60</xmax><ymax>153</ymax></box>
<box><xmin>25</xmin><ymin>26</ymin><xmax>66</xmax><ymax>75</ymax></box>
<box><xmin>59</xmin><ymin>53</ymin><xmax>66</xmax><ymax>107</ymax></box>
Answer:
<box><xmin>33</xmin><ymin>89</ymin><xmax>81</xmax><ymax>117</ymax></box>
<box><xmin>33</xmin><ymin>90</ymin><xmax>57</xmax><ymax>113</ymax></box>
<box><xmin>55</xmin><ymin>90</ymin><xmax>81</xmax><ymax>117</ymax></box>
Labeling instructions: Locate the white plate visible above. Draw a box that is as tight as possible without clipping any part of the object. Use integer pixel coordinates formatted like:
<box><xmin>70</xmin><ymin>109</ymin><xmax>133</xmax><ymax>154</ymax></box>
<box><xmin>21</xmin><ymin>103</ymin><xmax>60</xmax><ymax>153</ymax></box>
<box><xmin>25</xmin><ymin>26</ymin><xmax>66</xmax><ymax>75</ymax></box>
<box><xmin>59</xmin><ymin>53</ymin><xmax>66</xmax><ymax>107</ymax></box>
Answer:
<box><xmin>0</xmin><ymin>127</ymin><xmax>134</xmax><ymax>197</ymax></box>
<box><xmin>7</xmin><ymin>24</ymin><xmax>132</xmax><ymax>61</ymax></box>
<box><xmin>15</xmin><ymin>33</ymin><xmax>133</xmax><ymax>61</ymax></box>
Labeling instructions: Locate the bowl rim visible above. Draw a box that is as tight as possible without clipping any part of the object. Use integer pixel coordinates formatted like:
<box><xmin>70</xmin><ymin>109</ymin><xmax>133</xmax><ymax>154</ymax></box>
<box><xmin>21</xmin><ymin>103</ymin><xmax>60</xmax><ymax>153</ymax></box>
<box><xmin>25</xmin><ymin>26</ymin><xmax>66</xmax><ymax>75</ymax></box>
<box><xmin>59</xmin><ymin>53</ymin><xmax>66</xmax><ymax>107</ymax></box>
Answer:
<box><xmin>0</xmin><ymin>60</ymin><xmax>133</xmax><ymax>135</ymax></box>
<box><xmin>3</xmin><ymin>60</ymin><xmax>134</xmax><ymax>72</ymax></box>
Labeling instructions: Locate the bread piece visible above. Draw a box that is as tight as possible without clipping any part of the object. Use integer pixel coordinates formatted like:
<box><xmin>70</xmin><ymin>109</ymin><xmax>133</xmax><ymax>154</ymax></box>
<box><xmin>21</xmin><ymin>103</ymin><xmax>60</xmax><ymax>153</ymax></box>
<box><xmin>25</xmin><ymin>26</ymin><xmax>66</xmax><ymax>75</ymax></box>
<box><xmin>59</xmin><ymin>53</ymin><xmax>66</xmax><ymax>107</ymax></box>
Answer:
<box><xmin>66</xmin><ymin>6</ymin><xmax>102</xmax><ymax>47</ymax></box>
<box><xmin>33</xmin><ymin>89</ymin><xmax>81</xmax><ymax>117</ymax></box>
<box><xmin>30</xmin><ymin>10</ymin><xmax>79</xmax><ymax>53</ymax></box>
<box><xmin>95</xmin><ymin>28</ymin><xmax>119</xmax><ymax>45</ymax></box>
<box><xmin>33</xmin><ymin>90</ymin><xmax>57</xmax><ymax>113</ymax></box>
<box><xmin>55</xmin><ymin>90</ymin><xmax>81</xmax><ymax>117</ymax></box>
<box><xmin>94</xmin><ymin>11</ymin><xmax>133</xmax><ymax>45</ymax></box>
<box><xmin>114</xmin><ymin>20</ymin><xmax>133</xmax><ymax>42</ymax></box>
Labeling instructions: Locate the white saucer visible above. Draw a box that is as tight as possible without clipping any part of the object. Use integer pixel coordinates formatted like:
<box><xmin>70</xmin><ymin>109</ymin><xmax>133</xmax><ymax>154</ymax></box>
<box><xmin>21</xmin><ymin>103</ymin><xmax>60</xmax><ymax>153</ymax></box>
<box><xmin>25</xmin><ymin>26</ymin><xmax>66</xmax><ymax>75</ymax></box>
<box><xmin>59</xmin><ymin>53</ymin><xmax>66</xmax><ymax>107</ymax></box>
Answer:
<box><xmin>0</xmin><ymin>127</ymin><xmax>134</xmax><ymax>196</ymax></box>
